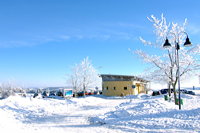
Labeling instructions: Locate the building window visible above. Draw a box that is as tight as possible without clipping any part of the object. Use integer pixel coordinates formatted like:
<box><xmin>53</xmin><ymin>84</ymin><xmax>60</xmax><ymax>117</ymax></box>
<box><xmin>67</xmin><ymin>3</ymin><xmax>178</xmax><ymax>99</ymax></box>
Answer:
<box><xmin>107</xmin><ymin>86</ymin><xmax>108</xmax><ymax>90</ymax></box>
<box><xmin>114</xmin><ymin>87</ymin><xmax>116</xmax><ymax>90</ymax></box>
<box><xmin>124</xmin><ymin>87</ymin><xmax>128</xmax><ymax>90</ymax></box>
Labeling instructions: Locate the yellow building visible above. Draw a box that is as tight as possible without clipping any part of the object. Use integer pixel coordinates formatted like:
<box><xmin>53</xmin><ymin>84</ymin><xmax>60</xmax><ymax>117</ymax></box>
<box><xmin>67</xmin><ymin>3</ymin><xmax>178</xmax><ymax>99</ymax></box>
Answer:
<box><xmin>101</xmin><ymin>74</ymin><xmax>149</xmax><ymax>96</ymax></box>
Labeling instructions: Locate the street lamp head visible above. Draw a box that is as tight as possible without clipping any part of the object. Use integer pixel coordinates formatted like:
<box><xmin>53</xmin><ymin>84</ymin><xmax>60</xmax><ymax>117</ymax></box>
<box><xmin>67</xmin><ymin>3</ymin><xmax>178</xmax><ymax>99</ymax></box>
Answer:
<box><xmin>184</xmin><ymin>36</ymin><xmax>192</xmax><ymax>47</ymax></box>
<box><xmin>163</xmin><ymin>38</ymin><xmax>171</xmax><ymax>48</ymax></box>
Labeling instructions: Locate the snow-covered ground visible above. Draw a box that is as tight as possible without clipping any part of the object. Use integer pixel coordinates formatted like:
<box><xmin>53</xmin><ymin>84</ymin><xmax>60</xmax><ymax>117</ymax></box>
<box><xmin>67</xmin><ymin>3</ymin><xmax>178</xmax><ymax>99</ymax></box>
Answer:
<box><xmin>0</xmin><ymin>93</ymin><xmax>200</xmax><ymax>133</ymax></box>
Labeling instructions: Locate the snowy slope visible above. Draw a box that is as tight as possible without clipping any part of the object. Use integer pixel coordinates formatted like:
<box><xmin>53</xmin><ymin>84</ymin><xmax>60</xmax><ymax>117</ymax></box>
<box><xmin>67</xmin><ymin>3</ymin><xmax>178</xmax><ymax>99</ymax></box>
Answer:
<box><xmin>0</xmin><ymin>93</ymin><xmax>200</xmax><ymax>133</ymax></box>
<box><xmin>90</xmin><ymin>94</ymin><xmax>200</xmax><ymax>132</ymax></box>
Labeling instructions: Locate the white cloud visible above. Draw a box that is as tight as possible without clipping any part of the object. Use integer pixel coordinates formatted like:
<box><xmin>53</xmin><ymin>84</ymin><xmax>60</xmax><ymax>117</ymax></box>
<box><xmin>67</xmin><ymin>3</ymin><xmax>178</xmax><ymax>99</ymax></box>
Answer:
<box><xmin>59</xmin><ymin>35</ymin><xmax>71</xmax><ymax>40</ymax></box>
<box><xmin>0</xmin><ymin>22</ymin><xmax>144</xmax><ymax>48</ymax></box>
<box><xmin>0</xmin><ymin>41</ymin><xmax>35</xmax><ymax>48</ymax></box>
<box><xmin>0</xmin><ymin>35</ymin><xmax>72</xmax><ymax>48</ymax></box>
<box><xmin>76</xmin><ymin>35</ymin><xmax>84</xmax><ymax>39</ymax></box>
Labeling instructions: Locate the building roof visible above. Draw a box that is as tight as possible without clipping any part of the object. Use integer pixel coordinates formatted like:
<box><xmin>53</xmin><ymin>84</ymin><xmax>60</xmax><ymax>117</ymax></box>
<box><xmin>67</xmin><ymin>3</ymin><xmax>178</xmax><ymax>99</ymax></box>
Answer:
<box><xmin>100</xmin><ymin>74</ymin><xmax>149</xmax><ymax>82</ymax></box>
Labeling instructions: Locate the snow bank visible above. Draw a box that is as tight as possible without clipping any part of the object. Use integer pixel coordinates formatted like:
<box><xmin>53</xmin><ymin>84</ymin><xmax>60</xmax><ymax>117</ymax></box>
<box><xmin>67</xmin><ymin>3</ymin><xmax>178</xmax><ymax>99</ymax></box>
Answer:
<box><xmin>0</xmin><ymin>95</ymin><xmax>79</xmax><ymax>132</ymax></box>
<box><xmin>0</xmin><ymin>95</ymin><xmax>125</xmax><ymax>133</ymax></box>
<box><xmin>90</xmin><ymin>94</ymin><xmax>200</xmax><ymax>132</ymax></box>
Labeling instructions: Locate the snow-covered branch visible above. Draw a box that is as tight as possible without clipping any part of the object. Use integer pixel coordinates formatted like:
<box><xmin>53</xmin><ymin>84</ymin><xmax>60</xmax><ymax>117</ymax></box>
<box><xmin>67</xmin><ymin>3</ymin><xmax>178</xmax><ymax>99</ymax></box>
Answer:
<box><xmin>67</xmin><ymin>57</ymin><xmax>101</xmax><ymax>92</ymax></box>
<box><xmin>133</xmin><ymin>14</ymin><xmax>200</xmax><ymax>88</ymax></box>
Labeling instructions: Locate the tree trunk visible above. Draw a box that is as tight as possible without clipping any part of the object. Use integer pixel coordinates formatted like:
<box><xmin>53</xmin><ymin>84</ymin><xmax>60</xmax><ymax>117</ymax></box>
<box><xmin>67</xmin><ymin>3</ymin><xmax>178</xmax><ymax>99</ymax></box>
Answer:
<box><xmin>172</xmin><ymin>84</ymin><xmax>177</xmax><ymax>104</ymax></box>
<box><xmin>83</xmin><ymin>85</ymin><xmax>86</xmax><ymax>97</ymax></box>
<box><xmin>168</xmin><ymin>83</ymin><xmax>171</xmax><ymax>97</ymax></box>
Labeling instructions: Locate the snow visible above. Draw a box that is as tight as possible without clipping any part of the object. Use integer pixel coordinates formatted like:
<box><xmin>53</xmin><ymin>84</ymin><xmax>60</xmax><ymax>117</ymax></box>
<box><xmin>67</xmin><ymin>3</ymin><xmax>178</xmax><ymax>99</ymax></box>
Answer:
<box><xmin>91</xmin><ymin>94</ymin><xmax>200</xmax><ymax>132</ymax></box>
<box><xmin>0</xmin><ymin>93</ymin><xmax>200</xmax><ymax>133</ymax></box>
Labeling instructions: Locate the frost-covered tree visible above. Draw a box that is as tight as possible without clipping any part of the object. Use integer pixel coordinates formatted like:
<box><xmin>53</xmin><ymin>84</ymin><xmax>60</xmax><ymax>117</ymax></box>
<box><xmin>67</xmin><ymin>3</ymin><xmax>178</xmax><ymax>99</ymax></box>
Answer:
<box><xmin>68</xmin><ymin>57</ymin><xmax>101</xmax><ymax>95</ymax></box>
<box><xmin>69</xmin><ymin>64</ymin><xmax>82</xmax><ymax>92</ymax></box>
<box><xmin>134</xmin><ymin>14</ymin><xmax>200</xmax><ymax>100</ymax></box>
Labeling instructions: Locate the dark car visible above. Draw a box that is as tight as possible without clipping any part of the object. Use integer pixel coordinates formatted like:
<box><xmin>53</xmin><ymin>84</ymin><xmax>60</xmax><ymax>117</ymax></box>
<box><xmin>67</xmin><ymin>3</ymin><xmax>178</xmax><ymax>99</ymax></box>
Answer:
<box><xmin>152</xmin><ymin>91</ymin><xmax>160</xmax><ymax>96</ymax></box>
<box><xmin>77</xmin><ymin>91</ymin><xmax>84</xmax><ymax>97</ymax></box>
<box><xmin>160</xmin><ymin>89</ymin><xmax>168</xmax><ymax>94</ymax></box>
<box><xmin>42</xmin><ymin>91</ymin><xmax>48</xmax><ymax>97</ymax></box>
<box><xmin>186</xmin><ymin>91</ymin><xmax>195</xmax><ymax>95</ymax></box>
<box><xmin>56</xmin><ymin>91</ymin><xmax>64</xmax><ymax>97</ymax></box>
<box><xmin>160</xmin><ymin>89</ymin><xmax>173</xmax><ymax>94</ymax></box>
<box><xmin>33</xmin><ymin>93</ymin><xmax>38</xmax><ymax>98</ymax></box>
<box><xmin>49</xmin><ymin>91</ymin><xmax>56</xmax><ymax>96</ymax></box>
<box><xmin>180</xmin><ymin>89</ymin><xmax>187</xmax><ymax>93</ymax></box>
<box><xmin>99</xmin><ymin>91</ymin><xmax>102</xmax><ymax>95</ymax></box>
<box><xmin>94</xmin><ymin>91</ymin><xmax>98</xmax><ymax>95</ymax></box>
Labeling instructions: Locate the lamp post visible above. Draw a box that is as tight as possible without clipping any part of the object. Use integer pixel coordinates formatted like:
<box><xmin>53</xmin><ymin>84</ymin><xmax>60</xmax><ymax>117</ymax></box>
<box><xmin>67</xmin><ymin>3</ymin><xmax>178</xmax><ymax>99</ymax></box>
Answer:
<box><xmin>163</xmin><ymin>32</ymin><xmax>192</xmax><ymax>110</ymax></box>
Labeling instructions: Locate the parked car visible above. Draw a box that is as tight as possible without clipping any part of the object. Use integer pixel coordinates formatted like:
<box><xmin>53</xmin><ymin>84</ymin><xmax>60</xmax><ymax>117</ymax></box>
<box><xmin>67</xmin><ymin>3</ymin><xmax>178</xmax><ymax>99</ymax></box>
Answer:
<box><xmin>152</xmin><ymin>91</ymin><xmax>160</xmax><ymax>96</ymax></box>
<box><xmin>180</xmin><ymin>89</ymin><xmax>187</xmax><ymax>93</ymax></box>
<box><xmin>88</xmin><ymin>91</ymin><xmax>94</xmax><ymax>95</ymax></box>
<box><xmin>33</xmin><ymin>93</ymin><xmax>42</xmax><ymax>98</ymax></box>
<box><xmin>42</xmin><ymin>91</ymin><xmax>48</xmax><ymax>98</ymax></box>
<box><xmin>49</xmin><ymin>91</ymin><xmax>56</xmax><ymax>96</ymax></box>
<box><xmin>161</xmin><ymin>89</ymin><xmax>173</xmax><ymax>94</ymax></box>
<box><xmin>186</xmin><ymin>91</ymin><xmax>195</xmax><ymax>95</ymax></box>
<box><xmin>56</xmin><ymin>91</ymin><xmax>63</xmax><ymax>97</ymax></box>
<box><xmin>160</xmin><ymin>89</ymin><xmax>168</xmax><ymax>94</ymax></box>
<box><xmin>77</xmin><ymin>91</ymin><xmax>84</xmax><ymax>97</ymax></box>
<box><xmin>33</xmin><ymin>93</ymin><xmax>38</xmax><ymax>98</ymax></box>
<box><xmin>99</xmin><ymin>91</ymin><xmax>102</xmax><ymax>95</ymax></box>
<box><xmin>85</xmin><ymin>91</ymin><xmax>89</xmax><ymax>95</ymax></box>
<box><xmin>94</xmin><ymin>91</ymin><xmax>98</xmax><ymax>95</ymax></box>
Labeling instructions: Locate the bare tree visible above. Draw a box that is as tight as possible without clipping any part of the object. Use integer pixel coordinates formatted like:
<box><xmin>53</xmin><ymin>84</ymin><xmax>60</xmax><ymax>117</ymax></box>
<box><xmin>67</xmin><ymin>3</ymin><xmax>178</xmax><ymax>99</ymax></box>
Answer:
<box><xmin>133</xmin><ymin>14</ymin><xmax>200</xmax><ymax>102</ymax></box>
<box><xmin>68</xmin><ymin>57</ymin><xmax>101</xmax><ymax>96</ymax></box>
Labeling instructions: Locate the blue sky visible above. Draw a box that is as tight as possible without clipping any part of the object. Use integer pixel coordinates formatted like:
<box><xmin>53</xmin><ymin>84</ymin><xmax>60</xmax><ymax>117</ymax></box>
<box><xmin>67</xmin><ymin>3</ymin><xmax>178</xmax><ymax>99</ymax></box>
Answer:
<box><xmin>1</xmin><ymin>0</ymin><xmax>200</xmax><ymax>87</ymax></box>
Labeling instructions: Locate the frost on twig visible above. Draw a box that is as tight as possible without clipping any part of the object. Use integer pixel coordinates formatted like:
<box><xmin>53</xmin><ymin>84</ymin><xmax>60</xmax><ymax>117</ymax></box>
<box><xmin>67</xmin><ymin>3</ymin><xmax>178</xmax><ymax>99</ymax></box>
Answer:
<box><xmin>134</xmin><ymin>14</ymin><xmax>200</xmax><ymax>85</ymax></box>
<box><xmin>67</xmin><ymin>57</ymin><xmax>101</xmax><ymax>93</ymax></box>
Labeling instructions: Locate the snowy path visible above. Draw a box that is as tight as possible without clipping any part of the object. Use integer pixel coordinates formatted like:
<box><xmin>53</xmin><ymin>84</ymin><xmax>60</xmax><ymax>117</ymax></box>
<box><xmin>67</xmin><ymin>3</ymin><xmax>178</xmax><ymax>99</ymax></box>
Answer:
<box><xmin>0</xmin><ymin>95</ymin><xmax>127</xmax><ymax>133</ymax></box>
<box><xmin>32</xmin><ymin>97</ymin><xmax>126</xmax><ymax>133</ymax></box>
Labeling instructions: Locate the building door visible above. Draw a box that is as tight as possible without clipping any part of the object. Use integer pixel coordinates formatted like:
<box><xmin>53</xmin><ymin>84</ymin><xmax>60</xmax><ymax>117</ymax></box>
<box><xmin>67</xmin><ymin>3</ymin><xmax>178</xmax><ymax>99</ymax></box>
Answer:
<box><xmin>135</xmin><ymin>83</ymin><xmax>140</xmax><ymax>95</ymax></box>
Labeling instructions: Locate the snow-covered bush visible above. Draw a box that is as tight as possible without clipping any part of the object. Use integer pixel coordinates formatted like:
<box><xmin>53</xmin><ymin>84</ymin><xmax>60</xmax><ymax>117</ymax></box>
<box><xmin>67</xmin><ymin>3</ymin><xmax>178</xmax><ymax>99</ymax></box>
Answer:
<box><xmin>0</xmin><ymin>82</ymin><xmax>16</xmax><ymax>99</ymax></box>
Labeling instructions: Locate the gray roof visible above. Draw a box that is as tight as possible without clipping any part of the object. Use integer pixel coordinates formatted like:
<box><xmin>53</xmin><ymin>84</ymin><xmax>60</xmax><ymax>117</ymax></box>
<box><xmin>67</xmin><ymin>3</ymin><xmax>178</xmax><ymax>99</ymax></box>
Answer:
<box><xmin>100</xmin><ymin>74</ymin><xmax>149</xmax><ymax>82</ymax></box>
